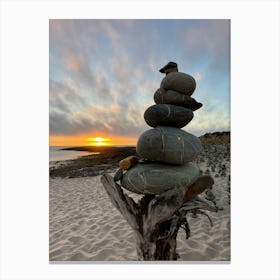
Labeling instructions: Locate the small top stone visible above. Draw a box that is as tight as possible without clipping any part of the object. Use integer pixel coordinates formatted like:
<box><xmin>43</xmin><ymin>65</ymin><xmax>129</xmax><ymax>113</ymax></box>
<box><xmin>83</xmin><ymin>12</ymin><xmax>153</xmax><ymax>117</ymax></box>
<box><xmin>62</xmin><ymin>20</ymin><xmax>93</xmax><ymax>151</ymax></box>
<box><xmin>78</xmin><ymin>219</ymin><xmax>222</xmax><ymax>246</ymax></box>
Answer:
<box><xmin>159</xmin><ymin>61</ymin><xmax>178</xmax><ymax>74</ymax></box>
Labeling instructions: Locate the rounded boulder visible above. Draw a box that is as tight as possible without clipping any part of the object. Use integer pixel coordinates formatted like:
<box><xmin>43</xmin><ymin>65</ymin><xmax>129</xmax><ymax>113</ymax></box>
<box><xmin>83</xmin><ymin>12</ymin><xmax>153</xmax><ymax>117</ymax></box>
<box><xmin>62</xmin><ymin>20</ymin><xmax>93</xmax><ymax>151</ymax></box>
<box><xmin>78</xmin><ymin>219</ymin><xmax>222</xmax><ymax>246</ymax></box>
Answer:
<box><xmin>160</xmin><ymin>72</ymin><xmax>196</xmax><ymax>96</ymax></box>
<box><xmin>137</xmin><ymin>126</ymin><xmax>202</xmax><ymax>164</ymax></box>
<box><xmin>144</xmin><ymin>104</ymin><xmax>193</xmax><ymax>128</ymax></box>
<box><xmin>121</xmin><ymin>162</ymin><xmax>200</xmax><ymax>195</ymax></box>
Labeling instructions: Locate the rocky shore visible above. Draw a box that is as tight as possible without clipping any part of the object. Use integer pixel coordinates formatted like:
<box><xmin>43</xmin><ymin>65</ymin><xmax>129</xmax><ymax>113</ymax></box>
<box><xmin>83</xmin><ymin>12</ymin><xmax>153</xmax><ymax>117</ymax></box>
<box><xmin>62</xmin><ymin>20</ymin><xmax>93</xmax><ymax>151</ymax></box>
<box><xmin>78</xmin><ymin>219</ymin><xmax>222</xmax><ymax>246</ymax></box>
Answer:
<box><xmin>199</xmin><ymin>131</ymin><xmax>230</xmax><ymax>144</ymax></box>
<box><xmin>49</xmin><ymin>134</ymin><xmax>230</xmax><ymax>180</ymax></box>
<box><xmin>49</xmin><ymin>146</ymin><xmax>137</xmax><ymax>178</ymax></box>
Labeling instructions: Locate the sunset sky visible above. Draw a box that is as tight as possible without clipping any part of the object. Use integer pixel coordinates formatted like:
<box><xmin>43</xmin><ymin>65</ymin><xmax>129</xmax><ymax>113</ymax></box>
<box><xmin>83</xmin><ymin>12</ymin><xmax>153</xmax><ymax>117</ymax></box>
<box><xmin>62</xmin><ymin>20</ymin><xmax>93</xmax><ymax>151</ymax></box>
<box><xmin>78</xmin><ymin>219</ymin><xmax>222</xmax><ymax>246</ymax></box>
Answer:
<box><xmin>49</xmin><ymin>19</ymin><xmax>230</xmax><ymax>146</ymax></box>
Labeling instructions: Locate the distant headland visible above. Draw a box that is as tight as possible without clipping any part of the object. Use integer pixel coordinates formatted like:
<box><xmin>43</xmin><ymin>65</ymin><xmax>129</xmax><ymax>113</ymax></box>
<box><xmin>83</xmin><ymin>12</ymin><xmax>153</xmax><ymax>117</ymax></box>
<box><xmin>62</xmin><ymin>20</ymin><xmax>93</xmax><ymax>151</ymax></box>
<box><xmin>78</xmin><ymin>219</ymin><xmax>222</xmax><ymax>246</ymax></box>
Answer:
<box><xmin>199</xmin><ymin>131</ymin><xmax>230</xmax><ymax>144</ymax></box>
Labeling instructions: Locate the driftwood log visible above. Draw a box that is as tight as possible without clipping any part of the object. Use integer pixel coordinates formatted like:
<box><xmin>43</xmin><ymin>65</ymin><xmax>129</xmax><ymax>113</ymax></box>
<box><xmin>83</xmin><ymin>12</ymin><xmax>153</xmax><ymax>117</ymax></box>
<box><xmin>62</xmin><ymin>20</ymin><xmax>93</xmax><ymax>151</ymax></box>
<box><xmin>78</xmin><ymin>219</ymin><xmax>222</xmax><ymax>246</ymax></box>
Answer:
<box><xmin>101</xmin><ymin>174</ymin><xmax>217</xmax><ymax>260</ymax></box>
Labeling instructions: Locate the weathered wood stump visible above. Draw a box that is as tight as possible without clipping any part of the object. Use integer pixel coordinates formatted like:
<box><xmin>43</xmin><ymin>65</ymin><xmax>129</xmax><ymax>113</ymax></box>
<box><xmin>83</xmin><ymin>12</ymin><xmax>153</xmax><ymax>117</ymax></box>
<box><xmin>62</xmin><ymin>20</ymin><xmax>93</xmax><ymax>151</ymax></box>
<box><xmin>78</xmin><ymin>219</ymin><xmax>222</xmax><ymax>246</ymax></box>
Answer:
<box><xmin>101</xmin><ymin>174</ymin><xmax>217</xmax><ymax>261</ymax></box>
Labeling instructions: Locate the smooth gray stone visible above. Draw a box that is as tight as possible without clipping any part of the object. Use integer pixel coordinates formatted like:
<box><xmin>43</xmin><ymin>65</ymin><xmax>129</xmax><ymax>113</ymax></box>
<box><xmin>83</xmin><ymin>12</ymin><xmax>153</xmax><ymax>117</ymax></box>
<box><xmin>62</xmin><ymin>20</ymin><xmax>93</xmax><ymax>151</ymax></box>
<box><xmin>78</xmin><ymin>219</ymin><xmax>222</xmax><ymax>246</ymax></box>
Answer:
<box><xmin>154</xmin><ymin>88</ymin><xmax>203</xmax><ymax>112</ymax></box>
<box><xmin>121</xmin><ymin>162</ymin><xmax>200</xmax><ymax>195</ymax></box>
<box><xmin>137</xmin><ymin>126</ymin><xmax>202</xmax><ymax>164</ymax></box>
<box><xmin>113</xmin><ymin>168</ymin><xmax>123</xmax><ymax>181</ymax></box>
<box><xmin>154</xmin><ymin>88</ymin><xmax>191</xmax><ymax>105</ymax></box>
<box><xmin>160</xmin><ymin>72</ymin><xmax>196</xmax><ymax>96</ymax></box>
<box><xmin>144</xmin><ymin>104</ymin><xmax>193</xmax><ymax>128</ymax></box>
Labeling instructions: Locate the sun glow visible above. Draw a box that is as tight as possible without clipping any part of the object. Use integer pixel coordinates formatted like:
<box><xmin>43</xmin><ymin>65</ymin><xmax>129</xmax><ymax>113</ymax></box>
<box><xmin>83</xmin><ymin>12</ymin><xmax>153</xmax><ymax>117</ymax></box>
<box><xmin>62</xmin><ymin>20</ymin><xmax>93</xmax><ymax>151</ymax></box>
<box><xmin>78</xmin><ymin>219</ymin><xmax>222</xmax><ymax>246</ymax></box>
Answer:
<box><xmin>50</xmin><ymin>135</ymin><xmax>137</xmax><ymax>146</ymax></box>
<box><xmin>87</xmin><ymin>137</ymin><xmax>112</xmax><ymax>146</ymax></box>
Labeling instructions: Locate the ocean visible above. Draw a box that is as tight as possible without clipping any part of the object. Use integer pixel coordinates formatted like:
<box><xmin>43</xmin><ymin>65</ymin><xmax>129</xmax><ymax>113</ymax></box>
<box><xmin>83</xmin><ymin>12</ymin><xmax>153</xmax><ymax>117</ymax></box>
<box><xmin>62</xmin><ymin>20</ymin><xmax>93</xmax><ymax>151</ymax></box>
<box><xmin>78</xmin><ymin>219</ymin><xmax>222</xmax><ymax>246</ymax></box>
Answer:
<box><xmin>49</xmin><ymin>146</ymin><xmax>96</xmax><ymax>162</ymax></box>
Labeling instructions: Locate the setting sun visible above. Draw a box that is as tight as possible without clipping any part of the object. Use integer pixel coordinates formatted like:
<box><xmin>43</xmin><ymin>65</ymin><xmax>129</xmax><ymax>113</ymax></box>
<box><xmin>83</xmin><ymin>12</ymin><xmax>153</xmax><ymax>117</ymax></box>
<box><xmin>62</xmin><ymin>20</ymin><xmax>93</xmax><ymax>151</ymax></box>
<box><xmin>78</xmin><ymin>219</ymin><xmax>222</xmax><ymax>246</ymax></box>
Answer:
<box><xmin>87</xmin><ymin>137</ymin><xmax>112</xmax><ymax>146</ymax></box>
<box><xmin>50</xmin><ymin>134</ymin><xmax>137</xmax><ymax>147</ymax></box>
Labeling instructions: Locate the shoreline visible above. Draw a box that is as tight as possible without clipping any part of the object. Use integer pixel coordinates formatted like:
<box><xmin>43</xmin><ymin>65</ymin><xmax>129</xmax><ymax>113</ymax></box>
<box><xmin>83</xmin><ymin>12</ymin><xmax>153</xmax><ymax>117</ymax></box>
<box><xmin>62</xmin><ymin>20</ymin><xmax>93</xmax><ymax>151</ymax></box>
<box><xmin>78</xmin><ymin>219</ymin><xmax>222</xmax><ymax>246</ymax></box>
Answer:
<box><xmin>60</xmin><ymin>145</ymin><xmax>136</xmax><ymax>152</ymax></box>
<box><xmin>49</xmin><ymin>143</ymin><xmax>230</xmax><ymax>179</ymax></box>
<box><xmin>49</xmin><ymin>146</ymin><xmax>137</xmax><ymax>178</ymax></box>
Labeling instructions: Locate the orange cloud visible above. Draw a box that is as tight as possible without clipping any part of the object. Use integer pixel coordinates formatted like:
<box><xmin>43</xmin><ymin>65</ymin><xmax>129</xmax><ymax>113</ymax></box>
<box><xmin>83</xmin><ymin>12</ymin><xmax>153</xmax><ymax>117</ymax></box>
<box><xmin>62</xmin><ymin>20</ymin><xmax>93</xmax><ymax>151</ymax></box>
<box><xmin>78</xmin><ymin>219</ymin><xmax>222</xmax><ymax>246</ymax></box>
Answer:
<box><xmin>66</xmin><ymin>53</ymin><xmax>85</xmax><ymax>73</ymax></box>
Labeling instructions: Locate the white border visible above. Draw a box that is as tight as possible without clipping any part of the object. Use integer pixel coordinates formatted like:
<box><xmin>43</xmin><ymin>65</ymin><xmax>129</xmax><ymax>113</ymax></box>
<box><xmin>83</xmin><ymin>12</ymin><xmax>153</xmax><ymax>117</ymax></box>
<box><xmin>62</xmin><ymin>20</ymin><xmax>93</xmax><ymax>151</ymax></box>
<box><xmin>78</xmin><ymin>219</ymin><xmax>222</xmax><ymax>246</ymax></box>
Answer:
<box><xmin>1</xmin><ymin>1</ymin><xmax>280</xmax><ymax>279</ymax></box>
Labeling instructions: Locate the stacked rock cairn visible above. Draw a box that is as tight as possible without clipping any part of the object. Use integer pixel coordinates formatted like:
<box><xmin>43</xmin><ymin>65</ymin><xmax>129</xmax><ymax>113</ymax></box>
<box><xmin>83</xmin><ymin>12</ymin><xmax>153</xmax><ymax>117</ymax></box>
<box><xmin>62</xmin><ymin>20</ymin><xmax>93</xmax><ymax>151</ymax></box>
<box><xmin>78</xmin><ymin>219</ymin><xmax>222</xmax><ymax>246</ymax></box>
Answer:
<box><xmin>103</xmin><ymin>68</ymin><xmax>216</xmax><ymax>260</ymax></box>
<box><xmin>120</xmin><ymin>71</ymin><xmax>206</xmax><ymax>196</ymax></box>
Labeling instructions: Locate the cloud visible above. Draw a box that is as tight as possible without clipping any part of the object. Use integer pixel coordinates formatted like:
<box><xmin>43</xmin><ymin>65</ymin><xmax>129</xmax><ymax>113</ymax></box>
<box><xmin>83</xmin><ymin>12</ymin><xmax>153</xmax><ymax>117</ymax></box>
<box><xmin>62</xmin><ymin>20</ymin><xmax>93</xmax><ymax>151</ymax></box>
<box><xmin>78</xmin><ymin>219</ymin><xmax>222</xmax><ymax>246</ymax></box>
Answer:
<box><xmin>66</xmin><ymin>53</ymin><xmax>85</xmax><ymax>73</ymax></box>
<box><xmin>49</xmin><ymin>44</ymin><xmax>149</xmax><ymax>137</ymax></box>
<box><xmin>174</xmin><ymin>20</ymin><xmax>230</xmax><ymax>76</ymax></box>
<box><xmin>49</xmin><ymin>79</ymin><xmax>86</xmax><ymax>114</ymax></box>
<box><xmin>194</xmin><ymin>73</ymin><xmax>202</xmax><ymax>82</ymax></box>
<box><xmin>99</xmin><ymin>21</ymin><xmax>120</xmax><ymax>40</ymax></box>
<box><xmin>50</xmin><ymin>92</ymin><xmax>146</xmax><ymax>137</ymax></box>
<box><xmin>49</xmin><ymin>19</ymin><xmax>230</xmax><ymax>140</ymax></box>
<box><xmin>186</xmin><ymin>98</ymin><xmax>230</xmax><ymax>136</ymax></box>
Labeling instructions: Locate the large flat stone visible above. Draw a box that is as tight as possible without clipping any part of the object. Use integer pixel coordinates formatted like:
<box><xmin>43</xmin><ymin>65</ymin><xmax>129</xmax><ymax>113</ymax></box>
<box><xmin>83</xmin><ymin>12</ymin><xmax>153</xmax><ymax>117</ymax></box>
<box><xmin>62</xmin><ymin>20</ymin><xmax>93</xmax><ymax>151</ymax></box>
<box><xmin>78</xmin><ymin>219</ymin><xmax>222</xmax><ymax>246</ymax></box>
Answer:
<box><xmin>137</xmin><ymin>126</ymin><xmax>202</xmax><ymax>164</ymax></box>
<box><xmin>121</xmin><ymin>162</ymin><xmax>200</xmax><ymax>195</ymax></box>
<box><xmin>144</xmin><ymin>104</ymin><xmax>193</xmax><ymax>128</ymax></box>
<box><xmin>160</xmin><ymin>72</ymin><xmax>196</xmax><ymax>96</ymax></box>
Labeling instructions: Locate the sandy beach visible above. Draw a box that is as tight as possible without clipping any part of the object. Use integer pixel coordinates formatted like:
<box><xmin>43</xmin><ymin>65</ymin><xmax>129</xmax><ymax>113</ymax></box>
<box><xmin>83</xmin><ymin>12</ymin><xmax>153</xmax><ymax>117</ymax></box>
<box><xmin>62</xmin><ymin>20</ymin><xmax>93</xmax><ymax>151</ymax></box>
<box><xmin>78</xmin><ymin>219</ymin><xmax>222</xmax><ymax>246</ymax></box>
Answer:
<box><xmin>49</xmin><ymin>143</ymin><xmax>230</xmax><ymax>262</ymax></box>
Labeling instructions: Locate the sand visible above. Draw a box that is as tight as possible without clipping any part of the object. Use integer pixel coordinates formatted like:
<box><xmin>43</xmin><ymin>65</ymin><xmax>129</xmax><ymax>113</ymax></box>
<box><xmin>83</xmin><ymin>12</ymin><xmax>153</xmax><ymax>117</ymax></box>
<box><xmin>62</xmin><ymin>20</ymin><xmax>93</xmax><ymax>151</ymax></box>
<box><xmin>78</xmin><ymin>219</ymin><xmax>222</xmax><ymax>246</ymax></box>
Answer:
<box><xmin>49</xmin><ymin>148</ymin><xmax>230</xmax><ymax>262</ymax></box>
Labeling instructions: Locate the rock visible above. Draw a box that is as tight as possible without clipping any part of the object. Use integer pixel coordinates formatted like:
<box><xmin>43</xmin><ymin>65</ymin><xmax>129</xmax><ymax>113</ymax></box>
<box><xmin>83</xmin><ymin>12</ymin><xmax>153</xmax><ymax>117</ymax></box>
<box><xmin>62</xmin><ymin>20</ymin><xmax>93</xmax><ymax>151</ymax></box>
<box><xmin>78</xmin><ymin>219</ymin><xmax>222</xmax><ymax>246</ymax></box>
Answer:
<box><xmin>113</xmin><ymin>168</ymin><xmax>123</xmax><ymax>181</ymax></box>
<box><xmin>205</xmin><ymin>189</ymin><xmax>216</xmax><ymax>202</ymax></box>
<box><xmin>137</xmin><ymin>126</ymin><xmax>202</xmax><ymax>164</ymax></box>
<box><xmin>154</xmin><ymin>88</ymin><xmax>202</xmax><ymax>111</ymax></box>
<box><xmin>121</xmin><ymin>162</ymin><xmax>200</xmax><ymax>195</ymax></box>
<box><xmin>144</xmin><ymin>104</ymin><xmax>193</xmax><ymax>128</ymax></box>
<box><xmin>160</xmin><ymin>72</ymin><xmax>196</xmax><ymax>96</ymax></box>
<box><xmin>119</xmin><ymin>156</ymin><xmax>139</xmax><ymax>170</ymax></box>
<box><xmin>183</xmin><ymin>175</ymin><xmax>214</xmax><ymax>202</ymax></box>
